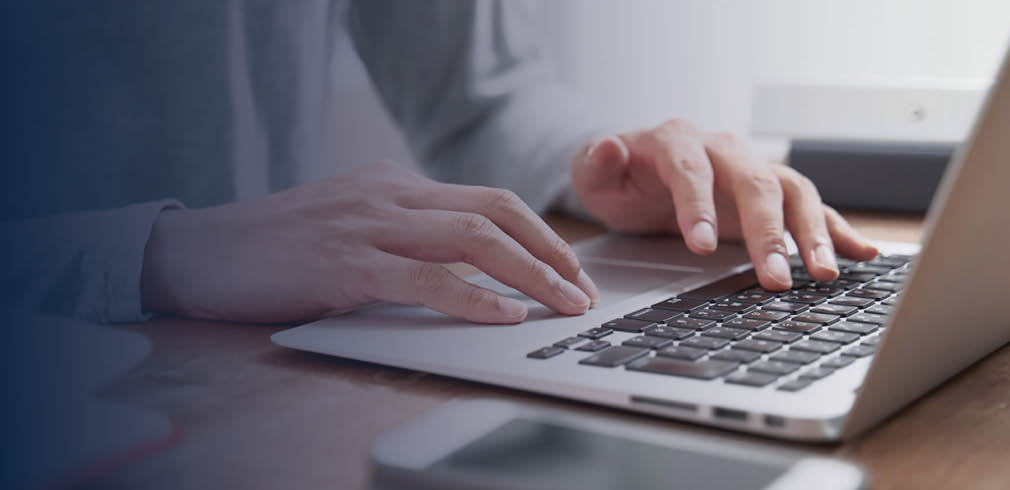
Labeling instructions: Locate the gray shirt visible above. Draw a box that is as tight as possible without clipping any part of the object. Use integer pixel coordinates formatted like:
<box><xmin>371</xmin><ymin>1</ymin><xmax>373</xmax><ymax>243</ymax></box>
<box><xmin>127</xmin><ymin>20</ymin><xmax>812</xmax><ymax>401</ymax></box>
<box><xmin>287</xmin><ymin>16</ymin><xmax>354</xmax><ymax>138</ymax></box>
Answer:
<box><xmin>0</xmin><ymin>0</ymin><xmax>610</xmax><ymax>322</ymax></box>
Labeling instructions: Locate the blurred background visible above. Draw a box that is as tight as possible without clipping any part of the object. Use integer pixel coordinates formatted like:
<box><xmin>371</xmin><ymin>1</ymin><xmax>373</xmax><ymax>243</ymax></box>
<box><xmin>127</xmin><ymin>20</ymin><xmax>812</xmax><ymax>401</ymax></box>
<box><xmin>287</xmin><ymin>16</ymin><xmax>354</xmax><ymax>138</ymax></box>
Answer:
<box><xmin>326</xmin><ymin>0</ymin><xmax>1010</xmax><ymax>197</ymax></box>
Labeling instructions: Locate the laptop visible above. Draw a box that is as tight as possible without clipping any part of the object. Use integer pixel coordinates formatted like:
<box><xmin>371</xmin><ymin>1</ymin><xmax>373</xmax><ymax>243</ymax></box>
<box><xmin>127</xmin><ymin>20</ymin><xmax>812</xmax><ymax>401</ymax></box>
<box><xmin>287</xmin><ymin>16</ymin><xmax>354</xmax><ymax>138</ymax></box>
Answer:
<box><xmin>272</xmin><ymin>46</ymin><xmax>1010</xmax><ymax>442</ymax></box>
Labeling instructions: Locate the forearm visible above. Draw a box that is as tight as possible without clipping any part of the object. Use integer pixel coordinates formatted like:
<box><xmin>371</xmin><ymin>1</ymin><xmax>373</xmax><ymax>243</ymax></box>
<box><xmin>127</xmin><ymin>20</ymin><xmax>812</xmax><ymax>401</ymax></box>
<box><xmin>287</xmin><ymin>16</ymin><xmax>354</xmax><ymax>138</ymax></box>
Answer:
<box><xmin>349</xmin><ymin>0</ymin><xmax>618</xmax><ymax>214</ymax></box>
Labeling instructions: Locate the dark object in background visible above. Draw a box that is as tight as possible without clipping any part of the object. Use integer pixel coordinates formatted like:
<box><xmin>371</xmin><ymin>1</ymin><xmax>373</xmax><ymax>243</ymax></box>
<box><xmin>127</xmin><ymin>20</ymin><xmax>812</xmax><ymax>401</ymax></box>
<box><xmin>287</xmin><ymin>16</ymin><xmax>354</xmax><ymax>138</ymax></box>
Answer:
<box><xmin>788</xmin><ymin>140</ymin><xmax>955</xmax><ymax>213</ymax></box>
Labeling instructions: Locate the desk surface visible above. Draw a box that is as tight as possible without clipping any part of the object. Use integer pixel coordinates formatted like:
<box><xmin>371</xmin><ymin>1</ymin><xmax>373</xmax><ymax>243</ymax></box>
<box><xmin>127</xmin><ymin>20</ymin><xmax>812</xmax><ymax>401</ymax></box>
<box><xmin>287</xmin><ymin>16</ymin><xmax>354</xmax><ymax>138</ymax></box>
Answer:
<box><xmin>94</xmin><ymin>212</ymin><xmax>1010</xmax><ymax>490</ymax></box>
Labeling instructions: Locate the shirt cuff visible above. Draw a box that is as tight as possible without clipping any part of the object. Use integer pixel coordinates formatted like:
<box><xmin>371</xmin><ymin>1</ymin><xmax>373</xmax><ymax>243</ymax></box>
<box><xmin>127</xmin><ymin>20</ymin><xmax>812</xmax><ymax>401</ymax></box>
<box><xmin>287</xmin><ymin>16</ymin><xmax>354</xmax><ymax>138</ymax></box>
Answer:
<box><xmin>98</xmin><ymin>199</ymin><xmax>183</xmax><ymax>323</ymax></box>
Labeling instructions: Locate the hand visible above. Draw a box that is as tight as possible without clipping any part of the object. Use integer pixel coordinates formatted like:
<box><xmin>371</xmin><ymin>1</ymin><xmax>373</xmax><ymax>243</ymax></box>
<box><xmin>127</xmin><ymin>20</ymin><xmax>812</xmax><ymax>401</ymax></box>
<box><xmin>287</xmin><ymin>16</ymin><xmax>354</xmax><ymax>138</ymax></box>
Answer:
<box><xmin>141</xmin><ymin>160</ymin><xmax>599</xmax><ymax>324</ymax></box>
<box><xmin>571</xmin><ymin>119</ymin><xmax>878</xmax><ymax>290</ymax></box>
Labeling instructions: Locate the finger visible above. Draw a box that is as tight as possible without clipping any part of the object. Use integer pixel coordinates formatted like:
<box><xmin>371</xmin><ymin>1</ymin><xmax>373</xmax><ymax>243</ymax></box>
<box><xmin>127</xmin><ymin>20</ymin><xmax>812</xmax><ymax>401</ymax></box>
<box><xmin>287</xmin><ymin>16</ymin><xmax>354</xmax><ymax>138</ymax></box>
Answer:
<box><xmin>706</xmin><ymin>136</ymin><xmax>792</xmax><ymax>290</ymax></box>
<box><xmin>366</xmin><ymin>253</ymin><xmax>527</xmax><ymax>324</ymax></box>
<box><xmin>772</xmin><ymin>166</ymin><xmax>839</xmax><ymax>282</ymax></box>
<box><xmin>640</xmin><ymin>125</ymin><xmax>718</xmax><ymax>254</ymax></box>
<box><xmin>570</xmin><ymin>136</ymin><xmax>631</xmax><ymax>192</ymax></box>
<box><xmin>400</xmin><ymin>185</ymin><xmax>600</xmax><ymax>305</ymax></box>
<box><xmin>371</xmin><ymin>209</ymin><xmax>592</xmax><ymax>315</ymax></box>
<box><xmin>823</xmin><ymin>205</ymin><xmax>879</xmax><ymax>260</ymax></box>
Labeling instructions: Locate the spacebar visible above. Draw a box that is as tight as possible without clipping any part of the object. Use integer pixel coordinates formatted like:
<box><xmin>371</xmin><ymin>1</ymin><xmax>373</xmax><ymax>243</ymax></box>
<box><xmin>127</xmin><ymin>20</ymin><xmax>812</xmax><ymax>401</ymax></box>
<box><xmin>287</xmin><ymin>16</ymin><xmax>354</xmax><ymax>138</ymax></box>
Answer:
<box><xmin>627</xmin><ymin>357</ymin><xmax>739</xmax><ymax>380</ymax></box>
<box><xmin>677</xmin><ymin>270</ymin><xmax>758</xmax><ymax>301</ymax></box>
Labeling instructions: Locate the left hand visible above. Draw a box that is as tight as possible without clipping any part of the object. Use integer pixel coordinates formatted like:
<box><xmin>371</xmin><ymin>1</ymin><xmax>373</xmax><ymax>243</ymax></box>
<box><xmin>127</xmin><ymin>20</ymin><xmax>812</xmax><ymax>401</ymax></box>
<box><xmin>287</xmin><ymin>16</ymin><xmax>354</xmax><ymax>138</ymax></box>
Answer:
<box><xmin>570</xmin><ymin>118</ymin><xmax>879</xmax><ymax>291</ymax></box>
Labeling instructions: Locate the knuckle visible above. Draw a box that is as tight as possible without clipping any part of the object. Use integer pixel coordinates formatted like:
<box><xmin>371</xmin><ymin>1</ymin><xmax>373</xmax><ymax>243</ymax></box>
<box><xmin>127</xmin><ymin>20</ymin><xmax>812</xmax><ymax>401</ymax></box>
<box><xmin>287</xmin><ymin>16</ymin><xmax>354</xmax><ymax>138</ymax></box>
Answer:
<box><xmin>461</xmin><ymin>287</ymin><xmax>494</xmax><ymax>313</ymax></box>
<box><xmin>451</xmin><ymin>213</ymin><xmax>493</xmax><ymax>239</ymax></box>
<box><xmin>671</xmin><ymin>156</ymin><xmax>711</xmax><ymax>177</ymax></box>
<box><xmin>549</xmin><ymin>237</ymin><xmax>580</xmax><ymax>274</ymax></box>
<box><xmin>661</xmin><ymin>117</ymin><xmax>693</xmax><ymax>132</ymax></box>
<box><xmin>738</xmin><ymin>170</ymin><xmax>781</xmax><ymax>196</ymax></box>
<box><xmin>708</xmin><ymin>132</ymin><xmax>739</xmax><ymax>151</ymax></box>
<box><xmin>484</xmin><ymin>188</ymin><xmax>524</xmax><ymax>216</ymax></box>
<box><xmin>525</xmin><ymin>257</ymin><xmax>550</xmax><ymax>282</ymax></box>
<box><xmin>410</xmin><ymin>263</ymin><xmax>448</xmax><ymax>296</ymax></box>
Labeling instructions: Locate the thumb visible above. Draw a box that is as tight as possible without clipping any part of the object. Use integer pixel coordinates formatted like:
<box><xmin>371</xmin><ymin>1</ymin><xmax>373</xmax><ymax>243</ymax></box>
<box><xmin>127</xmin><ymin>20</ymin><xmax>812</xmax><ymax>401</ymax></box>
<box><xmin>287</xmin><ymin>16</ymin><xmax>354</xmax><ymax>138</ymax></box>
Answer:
<box><xmin>570</xmin><ymin>135</ymin><xmax>631</xmax><ymax>192</ymax></box>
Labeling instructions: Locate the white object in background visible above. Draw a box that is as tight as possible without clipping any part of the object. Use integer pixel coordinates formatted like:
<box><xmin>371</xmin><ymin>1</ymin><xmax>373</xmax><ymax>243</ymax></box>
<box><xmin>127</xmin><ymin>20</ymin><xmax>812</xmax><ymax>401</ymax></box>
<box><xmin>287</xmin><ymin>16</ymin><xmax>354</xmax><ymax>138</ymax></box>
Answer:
<box><xmin>752</xmin><ymin>83</ymin><xmax>988</xmax><ymax>144</ymax></box>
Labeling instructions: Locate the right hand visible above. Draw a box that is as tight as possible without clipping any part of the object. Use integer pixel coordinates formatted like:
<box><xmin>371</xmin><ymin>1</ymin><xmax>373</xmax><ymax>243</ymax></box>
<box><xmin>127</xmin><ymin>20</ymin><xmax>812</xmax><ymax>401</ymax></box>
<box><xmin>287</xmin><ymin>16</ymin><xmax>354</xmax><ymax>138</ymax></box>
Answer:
<box><xmin>141</xmin><ymin>160</ymin><xmax>599</xmax><ymax>324</ymax></box>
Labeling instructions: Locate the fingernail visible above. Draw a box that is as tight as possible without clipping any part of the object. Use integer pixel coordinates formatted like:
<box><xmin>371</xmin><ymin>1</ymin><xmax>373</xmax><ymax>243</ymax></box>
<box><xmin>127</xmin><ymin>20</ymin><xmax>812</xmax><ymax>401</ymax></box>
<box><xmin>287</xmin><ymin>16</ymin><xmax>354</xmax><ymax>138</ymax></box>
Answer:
<box><xmin>688</xmin><ymin>221</ymin><xmax>717</xmax><ymax>252</ymax></box>
<box><xmin>498</xmin><ymin>297</ymin><xmax>528</xmax><ymax>323</ymax></box>
<box><xmin>575</xmin><ymin>269</ymin><xmax>601</xmax><ymax>308</ymax></box>
<box><xmin>586</xmin><ymin>140</ymin><xmax>602</xmax><ymax>160</ymax></box>
<box><xmin>559</xmin><ymin>279</ymin><xmax>591</xmax><ymax>310</ymax></box>
<box><xmin>814</xmin><ymin>243</ymin><xmax>838</xmax><ymax>273</ymax></box>
<box><xmin>765</xmin><ymin>252</ymin><xmax>792</xmax><ymax>287</ymax></box>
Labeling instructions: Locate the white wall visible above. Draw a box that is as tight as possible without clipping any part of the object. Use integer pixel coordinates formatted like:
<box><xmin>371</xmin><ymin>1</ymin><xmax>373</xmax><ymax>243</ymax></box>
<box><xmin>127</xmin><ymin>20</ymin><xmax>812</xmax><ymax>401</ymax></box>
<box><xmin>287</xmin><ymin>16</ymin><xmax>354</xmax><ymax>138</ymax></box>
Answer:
<box><xmin>549</xmin><ymin>0</ymin><xmax>1010</xmax><ymax>136</ymax></box>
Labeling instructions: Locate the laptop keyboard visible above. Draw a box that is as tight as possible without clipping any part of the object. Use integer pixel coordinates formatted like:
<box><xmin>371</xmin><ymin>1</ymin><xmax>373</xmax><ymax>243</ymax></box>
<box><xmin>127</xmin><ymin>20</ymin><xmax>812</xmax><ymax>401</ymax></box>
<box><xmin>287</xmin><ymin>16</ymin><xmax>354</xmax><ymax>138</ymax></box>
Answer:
<box><xmin>525</xmin><ymin>254</ymin><xmax>914</xmax><ymax>392</ymax></box>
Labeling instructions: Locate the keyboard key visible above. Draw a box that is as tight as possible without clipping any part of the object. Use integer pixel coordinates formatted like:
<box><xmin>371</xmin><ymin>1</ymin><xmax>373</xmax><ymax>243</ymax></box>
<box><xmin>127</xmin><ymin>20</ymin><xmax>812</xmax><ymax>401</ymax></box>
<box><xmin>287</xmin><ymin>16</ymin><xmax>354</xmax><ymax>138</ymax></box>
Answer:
<box><xmin>791</xmin><ymin>339</ymin><xmax>841</xmax><ymax>354</ymax></box>
<box><xmin>678</xmin><ymin>271</ymin><xmax>758</xmax><ymax>301</ymax></box>
<box><xmin>792</xmin><ymin>312</ymin><xmax>841</xmax><ymax>325</ymax></box>
<box><xmin>838</xmin><ymin>271</ymin><xmax>878</xmax><ymax>282</ymax></box>
<box><xmin>861</xmin><ymin>336</ymin><xmax>881</xmax><ymax>347</ymax></box>
<box><xmin>579</xmin><ymin>346</ymin><xmax>649</xmax><ymax>367</ymax></box>
<box><xmin>799</xmin><ymin>366</ymin><xmax>836</xmax><ymax>380</ymax></box>
<box><xmin>666</xmin><ymin>317</ymin><xmax>717</xmax><ymax>330</ymax></box>
<box><xmin>774</xmin><ymin>320</ymin><xmax>821</xmax><ymax>333</ymax></box>
<box><xmin>749</xmin><ymin>360</ymin><xmax>801</xmax><ymax>376</ymax></box>
<box><xmin>829</xmin><ymin>321</ymin><xmax>878</xmax><ymax>335</ymax></box>
<box><xmin>701</xmin><ymin>326</ymin><xmax>750</xmax><ymax>340</ymax></box>
<box><xmin>842</xmin><ymin>344</ymin><xmax>876</xmax><ymax>358</ymax></box>
<box><xmin>681</xmin><ymin>336</ymin><xmax>730</xmax><ymax>350</ymax></box>
<box><xmin>799</xmin><ymin>285</ymin><xmax>846</xmax><ymax>298</ymax></box>
<box><xmin>779</xmin><ymin>293</ymin><xmax>827</xmax><ymax>305</ymax></box>
<box><xmin>579</xmin><ymin>327</ymin><xmax>614</xmax><ymax>339</ymax></box>
<box><xmin>882</xmin><ymin>297</ymin><xmax>900</xmax><ymax>306</ymax></box>
<box><xmin>753</xmin><ymin>330</ymin><xmax>802</xmax><ymax>344</ymax></box>
<box><xmin>876</xmin><ymin>275</ymin><xmax>906</xmax><ymax>284</ymax></box>
<box><xmin>726</xmin><ymin>371</ymin><xmax>778</xmax><ymax>387</ymax></box>
<box><xmin>847</xmin><ymin>289</ymin><xmax>890</xmax><ymax>300</ymax></box>
<box><xmin>733</xmin><ymin>338</ymin><xmax>783</xmax><ymax>353</ymax></box>
<box><xmin>811</xmin><ymin>304</ymin><xmax>858</xmax><ymax>316</ymax></box>
<box><xmin>777</xmin><ymin>378</ymin><xmax>813</xmax><ymax>392</ymax></box>
<box><xmin>643</xmin><ymin>325</ymin><xmax>695</xmax><ymax>340</ymax></box>
<box><xmin>652</xmin><ymin>297</ymin><xmax>707</xmax><ymax>312</ymax></box>
<box><xmin>689</xmin><ymin>308</ymin><xmax>737</xmax><ymax>321</ymax></box>
<box><xmin>848</xmin><ymin>264</ymin><xmax>892</xmax><ymax>275</ymax></box>
<box><xmin>868</xmin><ymin>255</ymin><xmax>909</xmax><ymax>268</ymax></box>
<box><xmin>722</xmin><ymin>318</ymin><xmax>771</xmax><ymax>331</ymax></box>
<box><xmin>864</xmin><ymin>281</ymin><xmax>901</xmax><ymax>293</ymax></box>
<box><xmin>762</xmin><ymin>301</ymin><xmax>808</xmax><ymax>313</ymax></box>
<box><xmin>527</xmin><ymin>346</ymin><xmax>564</xmax><ymax>359</ymax></box>
<box><xmin>575</xmin><ymin>340</ymin><xmax>611</xmax><ymax>352</ymax></box>
<box><xmin>623</xmin><ymin>336</ymin><xmax>673</xmax><ymax>349</ymax></box>
<box><xmin>627</xmin><ymin>357</ymin><xmax>740</xmax><ymax>380</ymax></box>
<box><xmin>603</xmin><ymin>318</ymin><xmax>656</xmax><ymax>333</ymax></box>
<box><xmin>865</xmin><ymin>304</ymin><xmax>895</xmax><ymax>316</ymax></box>
<box><xmin>848</xmin><ymin>313</ymin><xmax>887</xmax><ymax>325</ymax></box>
<box><xmin>821</xmin><ymin>356</ymin><xmax>856</xmax><ymax>369</ymax></box>
<box><xmin>770</xmin><ymin>350</ymin><xmax>820</xmax><ymax>365</ymax></box>
<box><xmin>829</xmin><ymin>297</ymin><xmax>874</xmax><ymax>308</ymax></box>
<box><xmin>811</xmin><ymin>330</ymin><xmax>860</xmax><ymax>344</ymax></box>
<box><xmin>553</xmin><ymin>336</ymin><xmax>585</xmax><ymax>349</ymax></box>
<box><xmin>709</xmin><ymin>300</ymin><xmax>757</xmax><ymax>313</ymax></box>
<box><xmin>743</xmin><ymin>309</ymin><xmax>790</xmax><ymax>322</ymax></box>
<box><xmin>712</xmin><ymin>349</ymin><xmax>762</xmax><ymax>363</ymax></box>
<box><xmin>657</xmin><ymin>345</ymin><xmax>707</xmax><ymax>361</ymax></box>
<box><xmin>625</xmin><ymin>308</ymin><xmax>682</xmax><ymax>323</ymax></box>
<box><xmin>729</xmin><ymin>292</ymin><xmax>776</xmax><ymax>304</ymax></box>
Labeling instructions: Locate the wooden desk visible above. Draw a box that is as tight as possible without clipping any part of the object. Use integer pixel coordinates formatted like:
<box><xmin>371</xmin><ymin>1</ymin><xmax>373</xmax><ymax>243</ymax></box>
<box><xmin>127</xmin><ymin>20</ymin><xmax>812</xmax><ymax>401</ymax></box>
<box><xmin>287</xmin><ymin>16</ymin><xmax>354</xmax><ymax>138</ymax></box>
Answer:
<box><xmin>94</xmin><ymin>212</ymin><xmax>1010</xmax><ymax>490</ymax></box>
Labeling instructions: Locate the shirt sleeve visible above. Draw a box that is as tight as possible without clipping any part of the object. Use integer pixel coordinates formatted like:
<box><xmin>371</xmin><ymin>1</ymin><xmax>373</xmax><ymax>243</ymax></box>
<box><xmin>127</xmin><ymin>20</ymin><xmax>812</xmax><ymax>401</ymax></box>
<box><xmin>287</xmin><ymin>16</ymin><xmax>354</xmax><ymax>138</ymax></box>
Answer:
<box><xmin>0</xmin><ymin>199</ymin><xmax>182</xmax><ymax>323</ymax></box>
<box><xmin>347</xmin><ymin>0</ymin><xmax>619</xmax><ymax>215</ymax></box>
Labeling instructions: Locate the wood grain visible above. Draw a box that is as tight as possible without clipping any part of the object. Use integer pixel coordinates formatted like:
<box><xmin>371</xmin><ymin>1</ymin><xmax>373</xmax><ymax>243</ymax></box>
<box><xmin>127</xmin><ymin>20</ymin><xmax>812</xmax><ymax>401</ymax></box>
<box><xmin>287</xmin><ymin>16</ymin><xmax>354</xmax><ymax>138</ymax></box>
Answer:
<box><xmin>88</xmin><ymin>212</ymin><xmax>1010</xmax><ymax>490</ymax></box>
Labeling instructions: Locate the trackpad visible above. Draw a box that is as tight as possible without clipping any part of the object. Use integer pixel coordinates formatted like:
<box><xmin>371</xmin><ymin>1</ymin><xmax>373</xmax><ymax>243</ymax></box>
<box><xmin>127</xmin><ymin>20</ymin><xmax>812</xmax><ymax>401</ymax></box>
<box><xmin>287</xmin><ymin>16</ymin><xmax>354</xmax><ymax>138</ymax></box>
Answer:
<box><xmin>582</xmin><ymin>261</ymin><xmax>696</xmax><ymax>306</ymax></box>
